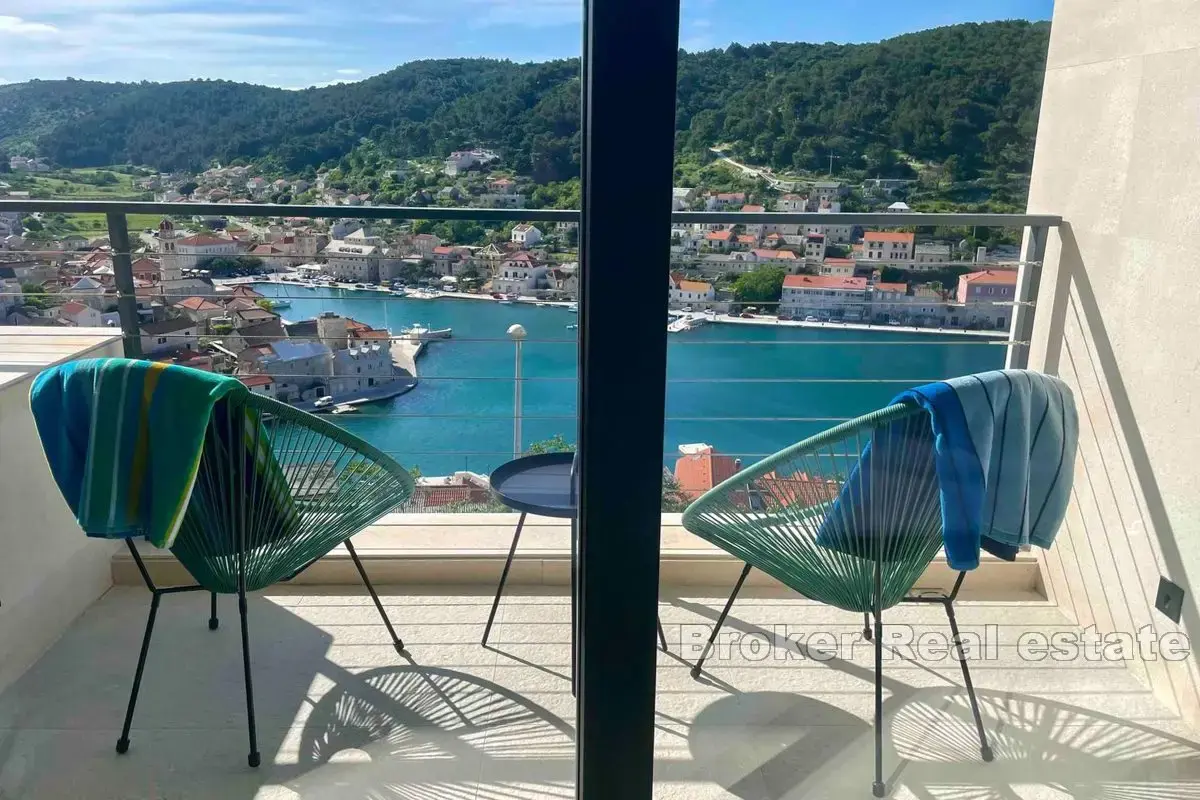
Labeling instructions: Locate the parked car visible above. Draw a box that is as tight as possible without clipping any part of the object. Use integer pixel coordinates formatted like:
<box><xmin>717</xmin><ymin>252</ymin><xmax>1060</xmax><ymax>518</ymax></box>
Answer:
<box><xmin>804</xmin><ymin>315</ymin><xmax>818</xmax><ymax>322</ymax></box>
<box><xmin>314</xmin><ymin>396</ymin><xmax>335</xmax><ymax>408</ymax></box>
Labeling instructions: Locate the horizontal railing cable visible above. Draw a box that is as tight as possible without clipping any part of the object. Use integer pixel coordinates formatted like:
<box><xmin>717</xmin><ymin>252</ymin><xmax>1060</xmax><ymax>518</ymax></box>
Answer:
<box><xmin>0</xmin><ymin>199</ymin><xmax>1064</xmax><ymax>227</ymax></box>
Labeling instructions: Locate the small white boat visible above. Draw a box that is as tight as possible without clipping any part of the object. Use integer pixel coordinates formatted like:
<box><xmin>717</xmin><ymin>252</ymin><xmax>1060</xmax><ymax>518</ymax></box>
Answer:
<box><xmin>402</xmin><ymin>324</ymin><xmax>453</xmax><ymax>340</ymax></box>
<box><xmin>566</xmin><ymin>302</ymin><xmax>578</xmax><ymax>313</ymax></box>
<box><xmin>331</xmin><ymin>403</ymin><xmax>358</xmax><ymax>415</ymax></box>
<box><xmin>270</xmin><ymin>300</ymin><xmax>291</xmax><ymax>309</ymax></box>
<box><xmin>497</xmin><ymin>299</ymin><xmax>513</xmax><ymax>305</ymax></box>
<box><xmin>566</xmin><ymin>324</ymin><xmax>578</xmax><ymax>330</ymax></box>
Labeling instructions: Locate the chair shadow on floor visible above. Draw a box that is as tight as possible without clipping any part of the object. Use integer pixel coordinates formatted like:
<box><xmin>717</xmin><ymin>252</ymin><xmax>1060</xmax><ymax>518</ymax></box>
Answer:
<box><xmin>666</xmin><ymin>592</ymin><xmax>1200</xmax><ymax>799</ymax></box>
<box><xmin>685</xmin><ymin>687</ymin><xmax>1200</xmax><ymax>800</ymax></box>
<box><xmin>0</xmin><ymin>590</ymin><xmax>575</xmax><ymax>800</ymax></box>
<box><xmin>288</xmin><ymin>664</ymin><xmax>576</xmax><ymax>800</ymax></box>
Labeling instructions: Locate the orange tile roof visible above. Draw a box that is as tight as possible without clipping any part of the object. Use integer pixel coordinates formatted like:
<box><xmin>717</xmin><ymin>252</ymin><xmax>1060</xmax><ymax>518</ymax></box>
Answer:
<box><xmin>822</xmin><ymin>257</ymin><xmax>856</xmax><ymax>266</ymax></box>
<box><xmin>677</xmin><ymin>279</ymin><xmax>711</xmax><ymax>293</ymax></box>
<box><xmin>674</xmin><ymin>446</ymin><xmax>740</xmax><ymax>498</ymax></box>
<box><xmin>60</xmin><ymin>300</ymin><xmax>89</xmax><ymax>315</ymax></box>
<box><xmin>751</xmin><ymin>249</ymin><xmax>797</xmax><ymax>260</ymax></box>
<box><xmin>175</xmin><ymin>296</ymin><xmax>222</xmax><ymax>311</ymax></box>
<box><xmin>753</xmin><ymin>472</ymin><xmax>842</xmax><ymax>510</ymax></box>
<box><xmin>863</xmin><ymin>231</ymin><xmax>915</xmax><ymax>244</ymax></box>
<box><xmin>783</xmin><ymin>275</ymin><xmax>868</xmax><ymax>290</ymax></box>
<box><xmin>737</xmin><ymin>235</ymin><xmax>758</xmax><ymax>244</ymax></box>
<box><xmin>741</xmin><ymin>205</ymin><xmax>765</xmax><ymax>213</ymax></box>
<box><xmin>706</xmin><ymin>230</ymin><xmax>734</xmax><ymax>241</ymax></box>
<box><xmin>961</xmin><ymin>269</ymin><xmax>1018</xmax><ymax>285</ymax></box>
<box><xmin>239</xmin><ymin>374</ymin><xmax>275</xmax><ymax>387</ymax></box>
<box><xmin>177</xmin><ymin>234</ymin><xmax>234</xmax><ymax>247</ymax></box>
<box><xmin>874</xmin><ymin>282</ymin><xmax>908</xmax><ymax>293</ymax></box>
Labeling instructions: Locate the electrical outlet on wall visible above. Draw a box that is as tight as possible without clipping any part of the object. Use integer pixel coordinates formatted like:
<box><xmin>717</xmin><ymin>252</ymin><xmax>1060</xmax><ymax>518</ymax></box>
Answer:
<box><xmin>1156</xmin><ymin>577</ymin><xmax>1185</xmax><ymax>624</ymax></box>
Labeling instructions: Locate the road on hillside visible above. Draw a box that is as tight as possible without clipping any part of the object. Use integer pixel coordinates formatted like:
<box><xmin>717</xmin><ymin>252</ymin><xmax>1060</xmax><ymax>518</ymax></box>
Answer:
<box><xmin>709</xmin><ymin>148</ymin><xmax>789</xmax><ymax>190</ymax></box>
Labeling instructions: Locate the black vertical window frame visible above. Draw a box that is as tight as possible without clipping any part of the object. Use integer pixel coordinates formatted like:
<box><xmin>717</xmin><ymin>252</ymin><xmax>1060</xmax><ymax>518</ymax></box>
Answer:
<box><xmin>576</xmin><ymin>0</ymin><xmax>681</xmax><ymax>797</ymax></box>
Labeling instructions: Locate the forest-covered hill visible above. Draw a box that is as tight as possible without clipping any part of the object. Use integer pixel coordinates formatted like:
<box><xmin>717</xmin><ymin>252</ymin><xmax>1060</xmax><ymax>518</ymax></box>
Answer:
<box><xmin>0</xmin><ymin>20</ymin><xmax>1049</xmax><ymax>183</ymax></box>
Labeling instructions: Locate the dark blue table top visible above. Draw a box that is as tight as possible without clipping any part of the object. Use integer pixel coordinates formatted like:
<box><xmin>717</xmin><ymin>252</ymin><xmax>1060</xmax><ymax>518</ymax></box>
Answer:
<box><xmin>489</xmin><ymin>452</ymin><xmax>577</xmax><ymax>519</ymax></box>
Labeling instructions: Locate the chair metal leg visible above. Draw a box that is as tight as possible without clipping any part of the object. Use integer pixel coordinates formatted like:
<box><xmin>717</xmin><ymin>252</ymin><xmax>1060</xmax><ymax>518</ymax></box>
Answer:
<box><xmin>238</xmin><ymin>589</ymin><xmax>260</xmax><ymax>768</ymax></box>
<box><xmin>691</xmin><ymin>562</ymin><xmax>752</xmax><ymax>679</ymax></box>
<box><xmin>863</xmin><ymin>612</ymin><xmax>872</xmax><ymax>641</ymax></box>
<box><xmin>873</xmin><ymin>560</ymin><xmax>886</xmax><ymax>798</ymax></box>
<box><xmin>657</xmin><ymin>616</ymin><xmax>668</xmax><ymax>652</ymax></box>
<box><xmin>209</xmin><ymin>592</ymin><xmax>219</xmax><ymax>630</ymax></box>
<box><xmin>345</xmin><ymin>539</ymin><xmax>405</xmax><ymax>653</ymax></box>
<box><xmin>483</xmin><ymin>512</ymin><xmax>525</xmax><ymax>646</ymax></box>
<box><xmin>946</xmin><ymin>572</ymin><xmax>993</xmax><ymax>762</ymax></box>
<box><xmin>116</xmin><ymin>591</ymin><xmax>161</xmax><ymax>754</ymax></box>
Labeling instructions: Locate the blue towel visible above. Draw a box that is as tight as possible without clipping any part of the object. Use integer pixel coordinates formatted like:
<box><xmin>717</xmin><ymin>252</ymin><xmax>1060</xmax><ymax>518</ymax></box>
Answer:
<box><xmin>30</xmin><ymin>358</ymin><xmax>246</xmax><ymax>548</ymax></box>
<box><xmin>821</xmin><ymin>370</ymin><xmax>1078</xmax><ymax>571</ymax></box>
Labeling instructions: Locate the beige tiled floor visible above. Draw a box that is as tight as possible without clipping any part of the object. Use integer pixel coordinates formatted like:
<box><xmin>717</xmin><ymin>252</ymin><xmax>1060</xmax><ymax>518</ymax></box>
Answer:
<box><xmin>1</xmin><ymin>585</ymin><xmax>1198</xmax><ymax>799</ymax></box>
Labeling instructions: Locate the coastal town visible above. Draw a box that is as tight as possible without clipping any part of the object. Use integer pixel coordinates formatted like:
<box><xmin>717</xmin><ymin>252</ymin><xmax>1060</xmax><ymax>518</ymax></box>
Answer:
<box><xmin>1</xmin><ymin>149</ymin><xmax>1021</xmax><ymax>341</ymax></box>
<box><xmin>0</xmin><ymin>149</ymin><xmax>1024</xmax><ymax>442</ymax></box>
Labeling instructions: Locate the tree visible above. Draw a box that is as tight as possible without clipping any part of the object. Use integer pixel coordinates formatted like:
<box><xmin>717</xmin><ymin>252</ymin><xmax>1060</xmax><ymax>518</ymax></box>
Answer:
<box><xmin>732</xmin><ymin>266</ymin><xmax>786</xmax><ymax>304</ymax></box>
<box><xmin>526</xmin><ymin>434</ymin><xmax>572</xmax><ymax>455</ymax></box>
<box><xmin>177</xmin><ymin>180</ymin><xmax>199</xmax><ymax>196</ymax></box>
<box><xmin>942</xmin><ymin>155</ymin><xmax>979</xmax><ymax>183</ymax></box>
<box><xmin>19</xmin><ymin>282</ymin><xmax>53</xmax><ymax>310</ymax></box>
<box><xmin>661</xmin><ymin>470</ymin><xmax>691</xmax><ymax>512</ymax></box>
<box><xmin>12</xmin><ymin>21</ymin><xmax>1046</xmax><ymax>195</ymax></box>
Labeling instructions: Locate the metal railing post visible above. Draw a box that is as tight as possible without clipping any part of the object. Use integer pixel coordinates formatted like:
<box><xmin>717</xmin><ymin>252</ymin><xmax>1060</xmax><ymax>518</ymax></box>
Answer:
<box><xmin>1006</xmin><ymin>224</ymin><xmax>1048</xmax><ymax>370</ymax></box>
<box><xmin>107</xmin><ymin>212</ymin><xmax>142</xmax><ymax>358</ymax></box>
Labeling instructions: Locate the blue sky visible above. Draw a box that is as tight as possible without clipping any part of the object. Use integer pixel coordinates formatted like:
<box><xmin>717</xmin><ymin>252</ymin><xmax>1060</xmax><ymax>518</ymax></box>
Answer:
<box><xmin>0</xmin><ymin>0</ymin><xmax>1053</xmax><ymax>88</ymax></box>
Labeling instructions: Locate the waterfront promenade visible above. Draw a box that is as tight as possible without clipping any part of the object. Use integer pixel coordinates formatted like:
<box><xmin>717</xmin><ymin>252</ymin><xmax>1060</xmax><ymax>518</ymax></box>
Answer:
<box><xmin>232</xmin><ymin>274</ymin><xmax>1000</xmax><ymax>339</ymax></box>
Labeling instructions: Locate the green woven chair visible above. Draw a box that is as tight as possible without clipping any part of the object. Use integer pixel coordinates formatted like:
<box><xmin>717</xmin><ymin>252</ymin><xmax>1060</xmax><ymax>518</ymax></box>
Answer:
<box><xmin>116</xmin><ymin>391</ymin><xmax>415</xmax><ymax>768</ymax></box>
<box><xmin>681</xmin><ymin>404</ymin><xmax>992</xmax><ymax>798</ymax></box>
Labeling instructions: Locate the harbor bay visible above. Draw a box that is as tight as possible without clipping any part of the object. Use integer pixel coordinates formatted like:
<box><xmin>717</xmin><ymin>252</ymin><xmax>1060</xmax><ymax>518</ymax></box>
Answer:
<box><xmin>255</xmin><ymin>284</ymin><xmax>1004</xmax><ymax>475</ymax></box>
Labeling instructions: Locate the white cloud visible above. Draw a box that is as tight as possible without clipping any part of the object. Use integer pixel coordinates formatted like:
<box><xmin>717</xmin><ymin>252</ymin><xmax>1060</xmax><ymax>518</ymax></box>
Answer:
<box><xmin>336</xmin><ymin>68</ymin><xmax>363</xmax><ymax>75</ymax></box>
<box><xmin>0</xmin><ymin>15</ymin><xmax>60</xmax><ymax>37</ymax></box>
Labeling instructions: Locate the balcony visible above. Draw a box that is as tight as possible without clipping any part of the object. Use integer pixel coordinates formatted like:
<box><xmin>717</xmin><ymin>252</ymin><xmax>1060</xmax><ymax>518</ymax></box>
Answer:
<box><xmin>3</xmin><ymin>1</ymin><xmax>1200</xmax><ymax>789</ymax></box>
<box><xmin>1</xmin><ymin>193</ymin><xmax>1199</xmax><ymax>798</ymax></box>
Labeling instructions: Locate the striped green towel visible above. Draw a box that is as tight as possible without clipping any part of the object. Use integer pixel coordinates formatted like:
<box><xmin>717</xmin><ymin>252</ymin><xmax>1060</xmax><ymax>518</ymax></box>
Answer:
<box><xmin>30</xmin><ymin>358</ymin><xmax>246</xmax><ymax>548</ymax></box>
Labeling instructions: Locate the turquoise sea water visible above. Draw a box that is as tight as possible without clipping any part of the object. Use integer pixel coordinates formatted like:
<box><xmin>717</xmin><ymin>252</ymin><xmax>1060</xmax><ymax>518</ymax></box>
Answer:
<box><xmin>255</xmin><ymin>285</ymin><xmax>1004</xmax><ymax>475</ymax></box>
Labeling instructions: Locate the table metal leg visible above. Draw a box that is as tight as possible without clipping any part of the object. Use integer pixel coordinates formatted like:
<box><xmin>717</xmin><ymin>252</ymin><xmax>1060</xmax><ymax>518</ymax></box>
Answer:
<box><xmin>483</xmin><ymin>512</ymin><xmax>526</xmax><ymax>646</ymax></box>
